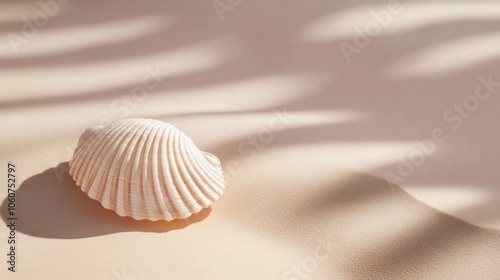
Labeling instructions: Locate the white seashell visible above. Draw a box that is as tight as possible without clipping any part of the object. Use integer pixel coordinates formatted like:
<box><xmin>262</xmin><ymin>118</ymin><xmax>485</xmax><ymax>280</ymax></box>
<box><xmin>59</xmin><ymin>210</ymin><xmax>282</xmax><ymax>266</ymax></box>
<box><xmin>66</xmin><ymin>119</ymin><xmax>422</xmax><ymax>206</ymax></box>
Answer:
<box><xmin>68</xmin><ymin>118</ymin><xmax>225</xmax><ymax>221</ymax></box>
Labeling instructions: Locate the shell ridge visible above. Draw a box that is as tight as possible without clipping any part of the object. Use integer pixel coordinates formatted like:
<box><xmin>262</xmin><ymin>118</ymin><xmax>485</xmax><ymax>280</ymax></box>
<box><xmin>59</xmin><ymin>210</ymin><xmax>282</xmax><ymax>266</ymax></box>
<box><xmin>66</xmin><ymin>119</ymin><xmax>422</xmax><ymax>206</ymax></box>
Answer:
<box><xmin>93</xmin><ymin>119</ymin><xmax>149</xmax><ymax>211</ymax></box>
<box><xmin>104</xmin><ymin>119</ymin><xmax>152</xmax><ymax>216</ymax></box>
<box><xmin>71</xmin><ymin>120</ymin><xmax>124</xmax><ymax>170</ymax></box>
<box><xmin>189</xmin><ymin>141</ymin><xmax>225</xmax><ymax>185</ymax></box>
<box><xmin>151</xmin><ymin>124</ymin><xmax>174</xmax><ymax>221</ymax></box>
<box><xmin>169</xmin><ymin>129</ymin><xmax>197</xmax><ymax>218</ymax></box>
<box><xmin>179</xmin><ymin>136</ymin><xmax>215</xmax><ymax>204</ymax></box>
<box><xmin>158</xmin><ymin>126</ymin><xmax>181</xmax><ymax>219</ymax></box>
<box><xmin>127</xmin><ymin>119</ymin><xmax>157</xmax><ymax>219</ymax></box>
<box><xmin>151</xmin><ymin>123</ymin><xmax>175</xmax><ymax>219</ymax></box>
<box><xmin>166</xmin><ymin>126</ymin><xmax>185</xmax><ymax>216</ymax></box>
<box><xmin>188</xmin><ymin>141</ymin><xmax>225</xmax><ymax>196</ymax></box>
<box><xmin>142</xmin><ymin>121</ymin><xmax>167</xmax><ymax>220</ymax></box>
<box><xmin>179</xmin><ymin>138</ymin><xmax>211</xmax><ymax>206</ymax></box>
<box><xmin>121</xmin><ymin>120</ymin><xmax>154</xmax><ymax>218</ymax></box>
<box><xmin>74</xmin><ymin>120</ymin><xmax>131</xmax><ymax>192</ymax></box>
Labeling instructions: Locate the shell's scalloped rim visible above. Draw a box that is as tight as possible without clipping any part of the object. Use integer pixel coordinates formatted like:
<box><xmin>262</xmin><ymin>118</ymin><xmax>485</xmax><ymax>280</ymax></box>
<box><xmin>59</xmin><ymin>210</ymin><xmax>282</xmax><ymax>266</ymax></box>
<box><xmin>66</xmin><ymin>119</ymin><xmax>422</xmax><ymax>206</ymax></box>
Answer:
<box><xmin>73</xmin><ymin>180</ymin><xmax>216</xmax><ymax>222</ymax></box>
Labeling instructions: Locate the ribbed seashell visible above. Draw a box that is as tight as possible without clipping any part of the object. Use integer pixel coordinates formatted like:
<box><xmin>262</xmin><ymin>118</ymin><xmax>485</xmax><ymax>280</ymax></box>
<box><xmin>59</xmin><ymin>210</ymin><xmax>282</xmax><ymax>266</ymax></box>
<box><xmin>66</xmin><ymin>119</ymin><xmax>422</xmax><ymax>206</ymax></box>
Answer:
<box><xmin>68</xmin><ymin>118</ymin><xmax>225</xmax><ymax>221</ymax></box>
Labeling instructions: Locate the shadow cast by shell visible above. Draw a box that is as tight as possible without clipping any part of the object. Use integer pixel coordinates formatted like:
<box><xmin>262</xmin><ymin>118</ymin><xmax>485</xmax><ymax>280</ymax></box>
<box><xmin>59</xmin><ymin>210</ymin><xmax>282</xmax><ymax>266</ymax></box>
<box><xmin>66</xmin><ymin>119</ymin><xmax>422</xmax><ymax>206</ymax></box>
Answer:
<box><xmin>0</xmin><ymin>162</ymin><xmax>211</xmax><ymax>239</ymax></box>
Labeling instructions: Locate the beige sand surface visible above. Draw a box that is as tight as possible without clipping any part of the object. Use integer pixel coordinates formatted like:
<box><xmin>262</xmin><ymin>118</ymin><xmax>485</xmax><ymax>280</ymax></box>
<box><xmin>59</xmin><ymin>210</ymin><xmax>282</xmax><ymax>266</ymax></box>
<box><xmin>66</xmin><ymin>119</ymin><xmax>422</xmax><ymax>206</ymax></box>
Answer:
<box><xmin>1</xmin><ymin>0</ymin><xmax>500</xmax><ymax>279</ymax></box>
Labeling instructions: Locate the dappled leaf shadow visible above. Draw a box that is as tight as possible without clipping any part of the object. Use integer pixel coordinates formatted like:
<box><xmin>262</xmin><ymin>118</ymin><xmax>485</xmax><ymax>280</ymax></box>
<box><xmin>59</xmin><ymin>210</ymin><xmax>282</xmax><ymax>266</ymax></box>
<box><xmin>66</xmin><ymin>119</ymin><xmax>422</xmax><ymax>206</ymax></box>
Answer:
<box><xmin>1</xmin><ymin>0</ymin><xmax>500</xmax><ymax>277</ymax></box>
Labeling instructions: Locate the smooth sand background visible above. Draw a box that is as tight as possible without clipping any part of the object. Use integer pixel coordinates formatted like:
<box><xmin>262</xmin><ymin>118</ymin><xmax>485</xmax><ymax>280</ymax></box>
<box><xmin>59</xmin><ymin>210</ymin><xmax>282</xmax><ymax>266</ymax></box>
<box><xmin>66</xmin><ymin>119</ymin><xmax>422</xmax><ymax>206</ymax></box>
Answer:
<box><xmin>1</xmin><ymin>0</ymin><xmax>500</xmax><ymax>279</ymax></box>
